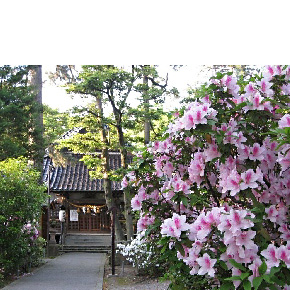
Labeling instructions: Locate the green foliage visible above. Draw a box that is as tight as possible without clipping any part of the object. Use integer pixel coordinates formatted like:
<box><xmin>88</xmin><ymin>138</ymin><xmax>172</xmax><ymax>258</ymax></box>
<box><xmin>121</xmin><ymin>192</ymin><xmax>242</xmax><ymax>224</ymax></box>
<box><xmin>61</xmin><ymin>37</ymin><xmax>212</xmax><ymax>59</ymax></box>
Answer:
<box><xmin>0</xmin><ymin>158</ymin><xmax>46</xmax><ymax>281</ymax></box>
<box><xmin>123</xmin><ymin>67</ymin><xmax>290</xmax><ymax>289</ymax></box>
<box><xmin>0</xmin><ymin>65</ymin><xmax>43</xmax><ymax>162</ymax></box>
<box><xmin>43</xmin><ymin>105</ymin><xmax>71</xmax><ymax>145</ymax></box>
<box><xmin>67</xmin><ymin>65</ymin><xmax>173</xmax><ymax>145</ymax></box>
<box><xmin>58</xmin><ymin>65</ymin><xmax>174</xmax><ymax>177</ymax></box>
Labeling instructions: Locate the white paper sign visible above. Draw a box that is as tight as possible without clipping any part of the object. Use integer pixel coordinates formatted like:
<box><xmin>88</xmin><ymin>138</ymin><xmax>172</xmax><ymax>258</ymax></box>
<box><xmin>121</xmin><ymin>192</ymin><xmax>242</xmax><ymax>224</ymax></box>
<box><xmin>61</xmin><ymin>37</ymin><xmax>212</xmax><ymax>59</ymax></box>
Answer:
<box><xmin>70</xmin><ymin>210</ymin><xmax>78</xmax><ymax>221</ymax></box>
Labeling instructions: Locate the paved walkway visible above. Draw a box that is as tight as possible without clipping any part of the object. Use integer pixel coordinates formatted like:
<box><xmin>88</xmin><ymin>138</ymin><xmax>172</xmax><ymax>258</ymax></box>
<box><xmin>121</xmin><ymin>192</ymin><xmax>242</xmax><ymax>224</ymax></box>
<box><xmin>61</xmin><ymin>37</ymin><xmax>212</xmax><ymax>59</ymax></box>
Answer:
<box><xmin>2</xmin><ymin>252</ymin><xmax>106</xmax><ymax>290</ymax></box>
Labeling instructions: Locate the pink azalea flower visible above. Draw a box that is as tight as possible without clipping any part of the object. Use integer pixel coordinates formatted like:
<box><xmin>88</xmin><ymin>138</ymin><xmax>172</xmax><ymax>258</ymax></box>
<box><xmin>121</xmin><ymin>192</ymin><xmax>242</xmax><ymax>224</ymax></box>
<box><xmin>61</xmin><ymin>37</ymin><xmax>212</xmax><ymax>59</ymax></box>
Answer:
<box><xmin>235</xmin><ymin>131</ymin><xmax>247</xmax><ymax>148</ymax></box>
<box><xmin>257</xmin><ymin>78</ymin><xmax>274</xmax><ymax>98</ymax></box>
<box><xmin>206</xmin><ymin>207</ymin><xmax>223</xmax><ymax>225</ymax></box>
<box><xmin>138</xmin><ymin>185</ymin><xmax>147</xmax><ymax>199</ymax></box>
<box><xmin>235</xmin><ymin>230</ymin><xmax>256</xmax><ymax>249</ymax></box>
<box><xmin>284</xmin><ymin>66</ymin><xmax>290</xmax><ymax>80</ymax></box>
<box><xmin>224</xmin><ymin>168</ymin><xmax>241</xmax><ymax>196</ymax></box>
<box><xmin>188</xmin><ymin>152</ymin><xmax>205</xmax><ymax>187</ymax></box>
<box><xmin>261</xmin><ymin>150</ymin><xmax>277</xmax><ymax>171</ymax></box>
<box><xmin>188</xmin><ymin>212</ymin><xmax>212</xmax><ymax>241</ymax></box>
<box><xmin>147</xmin><ymin>189</ymin><xmax>160</xmax><ymax>203</ymax></box>
<box><xmin>232</xmin><ymin>267</ymin><xmax>242</xmax><ymax>288</ymax></box>
<box><xmin>277</xmin><ymin>151</ymin><xmax>290</xmax><ymax>172</ymax></box>
<box><xmin>222</xmin><ymin>75</ymin><xmax>240</xmax><ymax>97</ymax></box>
<box><xmin>228</xmin><ymin>209</ymin><xmax>254</xmax><ymax>235</ymax></box>
<box><xmin>131</xmin><ymin>195</ymin><xmax>142</xmax><ymax>211</ymax></box>
<box><xmin>136</xmin><ymin>213</ymin><xmax>155</xmax><ymax>231</ymax></box>
<box><xmin>203</xmin><ymin>142</ymin><xmax>221</xmax><ymax>162</ymax></box>
<box><xmin>240</xmin><ymin>169</ymin><xmax>261</xmax><ymax>190</ymax></box>
<box><xmin>163</xmin><ymin>161</ymin><xmax>174</xmax><ymax>177</ymax></box>
<box><xmin>201</xmin><ymin>95</ymin><xmax>211</xmax><ymax>104</ymax></box>
<box><xmin>279</xmin><ymin>114</ymin><xmax>290</xmax><ymax>129</ymax></box>
<box><xmin>196</xmin><ymin>253</ymin><xmax>217</xmax><ymax>277</ymax></box>
<box><xmin>183</xmin><ymin>110</ymin><xmax>195</xmax><ymax>130</ymax></box>
<box><xmin>121</xmin><ymin>176</ymin><xmax>128</xmax><ymax>188</ymax></box>
<box><xmin>281</xmin><ymin>84</ymin><xmax>290</xmax><ymax>95</ymax></box>
<box><xmin>276</xmin><ymin>202</ymin><xmax>288</xmax><ymax>225</ymax></box>
<box><xmin>172</xmin><ymin>213</ymin><xmax>190</xmax><ymax>231</ymax></box>
<box><xmin>192</xmin><ymin>108</ymin><xmax>207</xmax><ymax>125</ymax></box>
<box><xmin>261</xmin><ymin>244</ymin><xmax>280</xmax><ymax>268</ymax></box>
<box><xmin>217</xmin><ymin>214</ymin><xmax>232</xmax><ymax>233</ymax></box>
<box><xmin>153</xmin><ymin>140</ymin><xmax>160</xmax><ymax>150</ymax></box>
<box><xmin>276</xmin><ymin>65</ymin><xmax>283</xmax><ymax>75</ymax></box>
<box><xmin>245</xmin><ymin>82</ymin><xmax>257</xmax><ymax>95</ymax></box>
<box><xmin>263</xmin><ymin>65</ymin><xmax>276</xmax><ymax>80</ymax></box>
<box><xmin>161</xmin><ymin>213</ymin><xmax>190</xmax><ymax>239</ymax></box>
<box><xmin>248</xmin><ymin>258</ymin><xmax>262</xmax><ymax>286</ymax></box>
<box><xmin>277</xmin><ymin>245</ymin><xmax>290</xmax><ymax>267</ymax></box>
<box><xmin>280</xmin><ymin>226</ymin><xmax>290</xmax><ymax>241</ymax></box>
<box><xmin>249</xmin><ymin>143</ymin><xmax>265</xmax><ymax>161</ymax></box>
<box><xmin>244</xmin><ymin>92</ymin><xmax>265</xmax><ymax>111</ymax></box>
<box><xmin>238</xmin><ymin>145</ymin><xmax>251</xmax><ymax>160</ymax></box>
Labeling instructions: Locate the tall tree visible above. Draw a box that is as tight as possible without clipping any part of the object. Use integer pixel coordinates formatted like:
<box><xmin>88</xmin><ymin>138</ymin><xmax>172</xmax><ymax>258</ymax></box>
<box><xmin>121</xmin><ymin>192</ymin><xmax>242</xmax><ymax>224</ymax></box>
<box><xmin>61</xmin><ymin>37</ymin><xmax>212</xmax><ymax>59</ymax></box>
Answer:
<box><xmin>132</xmin><ymin>65</ymin><xmax>169</xmax><ymax>145</ymax></box>
<box><xmin>67</xmin><ymin>65</ymin><xmax>136</xmax><ymax>240</ymax></box>
<box><xmin>0</xmin><ymin>65</ymin><xmax>43</xmax><ymax>162</ymax></box>
<box><xmin>143</xmin><ymin>66</ymin><xmax>150</xmax><ymax>144</ymax></box>
<box><xmin>28</xmin><ymin>65</ymin><xmax>44</xmax><ymax>169</ymax></box>
<box><xmin>61</xmin><ymin>65</ymin><xmax>174</xmax><ymax>240</ymax></box>
<box><xmin>59</xmin><ymin>100</ymin><xmax>126</xmax><ymax>240</ymax></box>
<box><xmin>43</xmin><ymin>105</ymin><xmax>70</xmax><ymax>145</ymax></box>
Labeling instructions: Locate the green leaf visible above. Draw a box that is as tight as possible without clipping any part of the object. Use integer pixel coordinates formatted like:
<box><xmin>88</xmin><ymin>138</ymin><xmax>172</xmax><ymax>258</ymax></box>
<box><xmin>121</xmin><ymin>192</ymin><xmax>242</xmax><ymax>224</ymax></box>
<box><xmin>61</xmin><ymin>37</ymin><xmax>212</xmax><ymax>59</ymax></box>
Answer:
<box><xmin>208</xmin><ymin>119</ymin><xmax>216</xmax><ymax>126</ymax></box>
<box><xmin>161</xmin><ymin>244</ymin><xmax>167</xmax><ymax>253</ymax></box>
<box><xmin>269</xmin><ymin>266</ymin><xmax>280</xmax><ymax>276</ymax></box>
<box><xmin>219</xmin><ymin>260</ymin><xmax>228</xmax><ymax>270</ymax></box>
<box><xmin>215</xmin><ymin>72</ymin><xmax>225</xmax><ymax>79</ymax></box>
<box><xmin>225</xmin><ymin>276</ymin><xmax>242</xmax><ymax>281</ymax></box>
<box><xmin>180</xmin><ymin>196</ymin><xmax>188</xmax><ymax>206</ymax></box>
<box><xmin>175</xmin><ymin>242</ymin><xmax>185</xmax><ymax>256</ymax></box>
<box><xmin>270</xmin><ymin>275</ymin><xmax>284</xmax><ymax>286</ymax></box>
<box><xmin>235</xmin><ymin>101</ymin><xmax>247</xmax><ymax>111</ymax></box>
<box><xmin>262</xmin><ymin>274</ymin><xmax>273</xmax><ymax>284</ymax></box>
<box><xmin>240</xmin><ymin>272</ymin><xmax>250</xmax><ymax>280</ymax></box>
<box><xmin>243</xmin><ymin>279</ymin><xmax>251</xmax><ymax>290</ymax></box>
<box><xmin>220</xmin><ymin>281</ymin><xmax>234</xmax><ymax>290</ymax></box>
<box><xmin>258</xmin><ymin>261</ymin><xmax>267</xmax><ymax>276</ymax></box>
<box><xmin>229</xmin><ymin>259</ymin><xmax>247</xmax><ymax>272</ymax></box>
<box><xmin>253</xmin><ymin>276</ymin><xmax>263</xmax><ymax>290</ymax></box>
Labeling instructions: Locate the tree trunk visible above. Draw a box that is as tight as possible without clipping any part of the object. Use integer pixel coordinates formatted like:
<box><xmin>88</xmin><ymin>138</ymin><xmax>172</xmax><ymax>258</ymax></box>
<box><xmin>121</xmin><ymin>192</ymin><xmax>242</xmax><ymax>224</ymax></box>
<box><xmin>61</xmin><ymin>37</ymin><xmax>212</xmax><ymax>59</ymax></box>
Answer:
<box><xmin>29</xmin><ymin>65</ymin><xmax>44</xmax><ymax>170</ymax></box>
<box><xmin>116</xmin><ymin>122</ymin><xmax>134</xmax><ymax>241</ymax></box>
<box><xmin>96</xmin><ymin>97</ymin><xmax>125</xmax><ymax>241</ymax></box>
<box><xmin>143</xmin><ymin>70</ymin><xmax>150</xmax><ymax>145</ymax></box>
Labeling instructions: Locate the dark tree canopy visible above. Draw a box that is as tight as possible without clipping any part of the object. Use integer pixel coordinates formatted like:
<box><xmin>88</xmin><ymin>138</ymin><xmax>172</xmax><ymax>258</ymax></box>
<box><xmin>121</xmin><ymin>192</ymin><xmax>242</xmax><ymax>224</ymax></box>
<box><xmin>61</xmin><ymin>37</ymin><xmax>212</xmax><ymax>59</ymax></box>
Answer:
<box><xmin>0</xmin><ymin>65</ymin><xmax>43</xmax><ymax>162</ymax></box>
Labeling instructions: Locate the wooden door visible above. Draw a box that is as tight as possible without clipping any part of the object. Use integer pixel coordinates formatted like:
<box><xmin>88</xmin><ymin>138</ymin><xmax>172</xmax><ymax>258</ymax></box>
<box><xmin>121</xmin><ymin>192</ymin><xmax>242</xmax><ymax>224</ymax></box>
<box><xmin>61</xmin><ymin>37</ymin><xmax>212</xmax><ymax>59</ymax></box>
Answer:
<box><xmin>68</xmin><ymin>208</ymin><xmax>110</xmax><ymax>232</ymax></box>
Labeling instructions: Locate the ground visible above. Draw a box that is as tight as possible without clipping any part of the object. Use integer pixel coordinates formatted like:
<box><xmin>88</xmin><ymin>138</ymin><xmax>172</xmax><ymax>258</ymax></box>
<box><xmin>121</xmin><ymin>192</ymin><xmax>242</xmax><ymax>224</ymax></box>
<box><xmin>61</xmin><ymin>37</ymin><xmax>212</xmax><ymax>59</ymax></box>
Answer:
<box><xmin>103</xmin><ymin>257</ymin><xmax>170</xmax><ymax>290</ymax></box>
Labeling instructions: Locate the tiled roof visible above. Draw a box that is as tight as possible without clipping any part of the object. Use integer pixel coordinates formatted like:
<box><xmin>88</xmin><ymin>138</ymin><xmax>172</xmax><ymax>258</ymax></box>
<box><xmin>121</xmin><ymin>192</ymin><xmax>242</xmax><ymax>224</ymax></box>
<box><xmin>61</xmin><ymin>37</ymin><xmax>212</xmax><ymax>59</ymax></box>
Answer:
<box><xmin>42</xmin><ymin>152</ymin><xmax>129</xmax><ymax>192</ymax></box>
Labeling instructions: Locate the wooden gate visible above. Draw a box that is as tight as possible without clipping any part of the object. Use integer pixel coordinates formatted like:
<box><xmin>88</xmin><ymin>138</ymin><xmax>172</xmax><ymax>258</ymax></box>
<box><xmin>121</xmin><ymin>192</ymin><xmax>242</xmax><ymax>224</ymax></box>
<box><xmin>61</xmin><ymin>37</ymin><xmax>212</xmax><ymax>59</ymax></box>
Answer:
<box><xmin>68</xmin><ymin>207</ymin><xmax>110</xmax><ymax>232</ymax></box>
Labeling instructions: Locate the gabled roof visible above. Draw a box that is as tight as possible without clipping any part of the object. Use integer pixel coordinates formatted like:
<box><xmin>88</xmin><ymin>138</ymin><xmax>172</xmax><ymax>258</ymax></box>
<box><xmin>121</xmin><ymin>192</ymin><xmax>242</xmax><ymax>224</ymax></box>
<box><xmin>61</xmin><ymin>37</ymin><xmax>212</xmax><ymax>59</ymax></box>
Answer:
<box><xmin>42</xmin><ymin>152</ymin><xmax>126</xmax><ymax>192</ymax></box>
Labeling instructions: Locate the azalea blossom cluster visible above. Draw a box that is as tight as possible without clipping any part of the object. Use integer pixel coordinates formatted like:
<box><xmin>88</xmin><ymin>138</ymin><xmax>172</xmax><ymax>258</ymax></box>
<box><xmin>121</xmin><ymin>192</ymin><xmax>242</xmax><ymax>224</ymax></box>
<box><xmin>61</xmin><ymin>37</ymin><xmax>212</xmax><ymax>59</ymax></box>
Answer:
<box><xmin>22</xmin><ymin>222</ymin><xmax>39</xmax><ymax>241</ymax></box>
<box><xmin>122</xmin><ymin>66</ymin><xmax>290</xmax><ymax>289</ymax></box>
<box><xmin>117</xmin><ymin>231</ymin><xmax>155</xmax><ymax>270</ymax></box>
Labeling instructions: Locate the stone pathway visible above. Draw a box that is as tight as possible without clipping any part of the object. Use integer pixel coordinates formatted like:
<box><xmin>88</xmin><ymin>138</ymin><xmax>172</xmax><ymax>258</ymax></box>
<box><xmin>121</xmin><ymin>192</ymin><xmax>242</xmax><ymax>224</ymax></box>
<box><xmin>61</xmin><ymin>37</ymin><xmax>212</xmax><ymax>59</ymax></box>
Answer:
<box><xmin>2</xmin><ymin>252</ymin><xmax>106</xmax><ymax>290</ymax></box>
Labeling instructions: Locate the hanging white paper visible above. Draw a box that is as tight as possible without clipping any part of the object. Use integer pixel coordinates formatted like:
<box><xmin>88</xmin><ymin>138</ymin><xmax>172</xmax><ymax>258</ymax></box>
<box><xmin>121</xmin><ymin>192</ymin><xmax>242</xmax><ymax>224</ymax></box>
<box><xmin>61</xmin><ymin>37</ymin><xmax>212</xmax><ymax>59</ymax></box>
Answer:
<box><xmin>70</xmin><ymin>210</ymin><xmax>78</xmax><ymax>221</ymax></box>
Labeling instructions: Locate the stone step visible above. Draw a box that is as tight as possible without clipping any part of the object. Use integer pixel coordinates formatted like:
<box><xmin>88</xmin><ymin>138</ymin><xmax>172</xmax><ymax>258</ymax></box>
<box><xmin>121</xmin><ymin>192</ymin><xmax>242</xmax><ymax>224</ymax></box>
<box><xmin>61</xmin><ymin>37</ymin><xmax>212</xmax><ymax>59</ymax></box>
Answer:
<box><xmin>59</xmin><ymin>245</ymin><xmax>111</xmax><ymax>253</ymax></box>
<box><xmin>64</xmin><ymin>234</ymin><xmax>111</xmax><ymax>246</ymax></box>
<box><xmin>65</xmin><ymin>238</ymin><xmax>111</xmax><ymax>242</ymax></box>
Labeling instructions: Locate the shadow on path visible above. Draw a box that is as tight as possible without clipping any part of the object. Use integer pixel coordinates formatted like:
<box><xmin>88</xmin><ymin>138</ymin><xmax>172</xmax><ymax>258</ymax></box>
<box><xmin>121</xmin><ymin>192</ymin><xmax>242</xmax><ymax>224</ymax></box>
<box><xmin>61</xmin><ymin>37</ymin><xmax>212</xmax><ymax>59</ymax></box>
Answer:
<box><xmin>2</xmin><ymin>252</ymin><xmax>106</xmax><ymax>290</ymax></box>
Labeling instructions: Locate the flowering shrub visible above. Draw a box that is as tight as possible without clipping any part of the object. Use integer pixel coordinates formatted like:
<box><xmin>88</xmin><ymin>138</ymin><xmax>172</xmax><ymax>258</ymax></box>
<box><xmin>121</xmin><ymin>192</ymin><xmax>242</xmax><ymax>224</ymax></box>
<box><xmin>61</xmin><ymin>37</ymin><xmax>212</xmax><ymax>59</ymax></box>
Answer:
<box><xmin>0</xmin><ymin>158</ymin><xmax>46</xmax><ymax>283</ymax></box>
<box><xmin>117</xmin><ymin>232</ymin><xmax>153</xmax><ymax>272</ymax></box>
<box><xmin>123</xmin><ymin>66</ymin><xmax>290</xmax><ymax>289</ymax></box>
